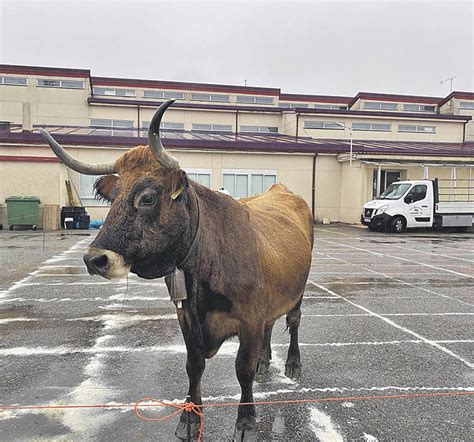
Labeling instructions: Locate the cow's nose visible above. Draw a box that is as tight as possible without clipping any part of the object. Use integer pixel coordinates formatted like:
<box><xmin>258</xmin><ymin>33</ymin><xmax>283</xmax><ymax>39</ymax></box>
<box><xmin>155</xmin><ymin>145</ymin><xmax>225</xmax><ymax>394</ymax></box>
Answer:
<box><xmin>83</xmin><ymin>253</ymin><xmax>109</xmax><ymax>277</ymax></box>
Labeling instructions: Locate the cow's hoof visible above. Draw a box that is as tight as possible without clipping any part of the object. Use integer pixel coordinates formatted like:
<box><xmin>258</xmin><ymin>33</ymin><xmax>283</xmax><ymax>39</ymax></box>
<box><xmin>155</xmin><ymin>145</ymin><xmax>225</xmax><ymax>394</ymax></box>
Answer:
<box><xmin>233</xmin><ymin>427</ymin><xmax>257</xmax><ymax>441</ymax></box>
<box><xmin>285</xmin><ymin>361</ymin><xmax>301</xmax><ymax>379</ymax></box>
<box><xmin>255</xmin><ymin>360</ymin><xmax>270</xmax><ymax>383</ymax></box>
<box><xmin>175</xmin><ymin>415</ymin><xmax>200</xmax><ymax>441</ymax></box>
<box><xmin>233</xmin><ymin>416</ymin><xmax>257</xmax><ymax>441</ymax></box>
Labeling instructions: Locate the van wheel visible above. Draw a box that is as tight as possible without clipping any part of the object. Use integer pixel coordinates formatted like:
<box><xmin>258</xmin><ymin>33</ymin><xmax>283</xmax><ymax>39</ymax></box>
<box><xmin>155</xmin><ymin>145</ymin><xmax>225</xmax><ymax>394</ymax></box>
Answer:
<box><xmin>390</xmin><ymin>216</ymin><xmax>406</xmax><ymax>233</ymax></box>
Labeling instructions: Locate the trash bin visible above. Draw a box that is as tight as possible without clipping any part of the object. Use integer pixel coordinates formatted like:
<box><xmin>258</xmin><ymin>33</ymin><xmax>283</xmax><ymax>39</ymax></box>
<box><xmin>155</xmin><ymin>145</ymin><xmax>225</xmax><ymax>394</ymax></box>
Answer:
<box><xmin>6</xmin><ymin>196</ymin><xmax>40</xmax><ymax>230</ymax></box>
<box><xmin>78</xmin><ymin>213</ymin><xmax>90</xmax><ymax>230</ymax></box>
<box><xmin>61</xmin><ymin>206</ymin><xmax>87</xmax><ymax>229</ymax></box>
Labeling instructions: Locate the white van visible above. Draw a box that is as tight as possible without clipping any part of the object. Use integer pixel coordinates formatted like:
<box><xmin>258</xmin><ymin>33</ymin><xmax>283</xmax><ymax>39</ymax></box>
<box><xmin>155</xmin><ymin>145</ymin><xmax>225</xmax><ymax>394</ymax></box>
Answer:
<box><xmin>361</xmin><ymin>179</ymin><xmax>474</xmax><ymax>233</ymax></box>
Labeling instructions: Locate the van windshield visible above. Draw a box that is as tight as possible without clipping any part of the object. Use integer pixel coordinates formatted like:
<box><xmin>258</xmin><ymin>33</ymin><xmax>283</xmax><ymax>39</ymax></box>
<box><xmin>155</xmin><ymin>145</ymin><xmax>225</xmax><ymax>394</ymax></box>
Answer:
<box><xmin>377</xmin><ymin>183</ymin><xmax>411</xmax><ymax>200</ymax></box>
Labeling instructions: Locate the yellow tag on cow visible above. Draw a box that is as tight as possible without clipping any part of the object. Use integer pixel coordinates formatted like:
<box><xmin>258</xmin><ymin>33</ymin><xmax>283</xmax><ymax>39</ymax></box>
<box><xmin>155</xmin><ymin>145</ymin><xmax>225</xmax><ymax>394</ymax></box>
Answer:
<box><xmin>170</xmin><ymin>187</ymin><xmax>183</xmax><ymax>200</ymax></box>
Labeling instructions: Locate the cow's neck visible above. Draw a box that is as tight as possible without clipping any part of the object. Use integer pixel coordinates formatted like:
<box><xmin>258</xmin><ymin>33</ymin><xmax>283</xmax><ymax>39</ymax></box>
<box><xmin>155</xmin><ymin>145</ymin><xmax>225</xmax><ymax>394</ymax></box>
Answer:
<box><xmin>179</xmin><ymin>183</ymin><xmax>261</xmax><ymax>300</ymax></box>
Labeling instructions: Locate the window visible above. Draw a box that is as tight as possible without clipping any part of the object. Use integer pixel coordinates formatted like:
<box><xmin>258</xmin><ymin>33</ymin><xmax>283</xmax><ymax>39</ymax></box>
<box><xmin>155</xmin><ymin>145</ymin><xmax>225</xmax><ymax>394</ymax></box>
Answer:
<box><xmin>186</xmin><ymin>169</ymin><xmax>211</xmax><ymax>187</ymax></box>
<box><xmin>191</xmin><ymin>93</ymin><xmax>229</xmax><ymax>102</ymax></box>
<box><xmin>313</xmin><ymin>104</ymin><xmax>347</xmax><ymax>110</ymax></box>
<box><xmin>403</xmin><ymin>104</ymin><xmax>436</xmax><ymax>112</ymax></box>
<box><xmin>236</xmin><ymin>95</ymin><xmax>274</xmax><ymax>105</ymax></box>
<box><xmin>352</xmin><ymin>122</ymin><xmax>391</xmax><ymax>132</ymax></box>
<box><xmin>460</xmin><ymin>101</ymin><xmax>474</xmax><ymax>110</ymax></box>
<box><xmin>142</xmin><ymin>121</ymin><xmax>184</xmax><ymax>130</ymax></box>
<box><xmin>192</xmin><ymin>123</ymin><xmax>232</xmax><ymax>132</ymax></box>
<box><xmin>363</xmin><ymin>101</ymin><xmax>398</xmax><ymax>111</ymax></box>
<box><xmin>398</xmin><ymin>124</ymin><xmax>436</xmax><ymax>134</ymax></box>
<box><xmin>93</xmin><ymin>87</ymin><xmax>135</xmax><ymax>97</ymax></box>
<box><xmin>0</xmin><ymin>76</ymin><xmax>27</xmax><ymax>86</ymax></box>
<box><xmin>405</xmin><ymin>184</ymin><xmax>427</xmax><ymax>203</ymax></box>
<box><xmin>239</xmin><ymin>125</ymin><xmax>278</xmax><ymax>133</ymax></box>
<box><xmin>79</xmin><ymin>175</ymin><xmax>108</xmax><ymax>206</ymax></box>
<box><xmin>222</xmin><ymin>170</ymin><xmax>277</xmax><ymax>198</ymax></box>
<box><xmin>143</xmin><ymin>90</ymin><xmax>184</xmax><ymax>100</ymax></box>
<box><xmin>38</xmin><ymin>78</ymin><xmax>84</xmax><ymax>89</ymax></box>
<box><xmin>90</xmin><ymin>119</ymin><xmax>134</xmax><ymax>136</ymax></box>
<box><xmin>280</xmin><ymin>103</ymin><xmax>309</xmax><ymax>108</ymax></box>
<box><xmin>303</xmin><ymin>121</ymin><xmax>344</xmax><ymax>130</ymax></box>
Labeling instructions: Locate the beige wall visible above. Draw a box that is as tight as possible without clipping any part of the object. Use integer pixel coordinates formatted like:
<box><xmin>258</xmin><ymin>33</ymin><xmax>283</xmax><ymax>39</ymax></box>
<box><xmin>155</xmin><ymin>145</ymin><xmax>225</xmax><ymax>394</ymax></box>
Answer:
<box><xmin>314</xmin><ymin>155</ymin><xmax>341</xmax><ymax>222</ymax></box>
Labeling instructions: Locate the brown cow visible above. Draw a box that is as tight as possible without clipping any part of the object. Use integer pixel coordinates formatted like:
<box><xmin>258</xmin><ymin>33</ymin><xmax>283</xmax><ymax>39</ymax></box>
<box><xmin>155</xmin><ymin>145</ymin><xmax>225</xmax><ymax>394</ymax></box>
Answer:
<box><xmin>40</xmin><ymin>100</ymin><xmax>313</xmax><ymax>441</ymax></box>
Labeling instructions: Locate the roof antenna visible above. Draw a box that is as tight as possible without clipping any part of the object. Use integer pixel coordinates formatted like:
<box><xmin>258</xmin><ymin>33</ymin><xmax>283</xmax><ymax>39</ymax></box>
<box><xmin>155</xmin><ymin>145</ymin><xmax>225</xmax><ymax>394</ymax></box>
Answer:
<box><xmin>440</xmin><ymin>75</ymin><xmax>456</xmax><ymax>92</ymax></box>
<box><xmin>244</xmin><ymin>79</ymin><xmax>247</xmax><ymax>87</ymax></box>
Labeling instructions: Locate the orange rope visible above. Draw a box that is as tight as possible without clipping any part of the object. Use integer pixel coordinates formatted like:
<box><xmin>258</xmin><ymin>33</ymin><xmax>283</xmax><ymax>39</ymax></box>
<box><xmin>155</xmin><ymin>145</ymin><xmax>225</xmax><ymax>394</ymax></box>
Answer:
<box><xmin>1</xmin><ymin>390</ymin><xmax>472</xmax><ymax>442</ymax></box>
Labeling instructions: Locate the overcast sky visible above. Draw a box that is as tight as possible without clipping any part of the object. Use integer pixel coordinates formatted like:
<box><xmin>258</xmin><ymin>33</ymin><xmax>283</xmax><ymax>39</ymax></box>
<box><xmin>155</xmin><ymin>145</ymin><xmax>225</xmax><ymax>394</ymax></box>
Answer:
<box><xmin>0</xmin><ymin>0</ymin><xmax>472</xmax><ymax>97</ymax></box>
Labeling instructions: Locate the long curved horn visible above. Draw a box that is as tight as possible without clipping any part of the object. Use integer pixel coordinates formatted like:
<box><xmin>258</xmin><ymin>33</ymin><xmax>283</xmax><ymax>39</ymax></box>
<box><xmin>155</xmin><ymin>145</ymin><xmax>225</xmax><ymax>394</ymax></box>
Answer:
<box><xmin>38</xmin><ymin>128</ymin><xmax>117</xmax><ymax>175</ymax></box>
<box><xmin>148</xmin><ymin>100</ymin><xmax>180</xmax><ymax>170</ymax></box>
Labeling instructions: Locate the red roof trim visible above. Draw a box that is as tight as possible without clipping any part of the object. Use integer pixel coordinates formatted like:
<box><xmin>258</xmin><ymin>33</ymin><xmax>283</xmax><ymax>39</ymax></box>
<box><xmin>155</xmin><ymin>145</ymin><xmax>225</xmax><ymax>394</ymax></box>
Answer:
<box><xmin>279</xmin><ymin>93</ymin><xmax>352</xmax><ymax>104</ymax></box>
<box><xmin>349</xmin><ymin>92</ymin><xmax>442</xmax><ymax>108</ymax></box>
<box><xmin>92</xmin><ymin>76</ymin><xmax>280</xmax><ymax>96</ymax></box>
<box><xmin>0</xmin><ymin>64</ymin><xmax>90</xmax><ymax>79</ymax></box>
<box><xmin>0</xmin><ymin>155</ymin><xmax>60</xmax><ymax>163</ymax></box>
<box><xmin>438</xmin><ymin>91</ymin><xmax>474</xmax><ymax>107</ymax></box>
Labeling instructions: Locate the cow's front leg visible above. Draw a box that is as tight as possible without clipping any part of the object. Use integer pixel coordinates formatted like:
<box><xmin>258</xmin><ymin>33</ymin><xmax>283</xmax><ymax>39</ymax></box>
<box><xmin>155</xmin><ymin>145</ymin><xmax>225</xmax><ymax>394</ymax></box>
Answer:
<box><xmin>175</xmin><ymin>307</ymin><xmax>205</xmax><ymax>441</ymax></box>
<box><xmin>234</xmin><ymin>326</ymin><xmax>263</xmax><ymax>441</ymax></box>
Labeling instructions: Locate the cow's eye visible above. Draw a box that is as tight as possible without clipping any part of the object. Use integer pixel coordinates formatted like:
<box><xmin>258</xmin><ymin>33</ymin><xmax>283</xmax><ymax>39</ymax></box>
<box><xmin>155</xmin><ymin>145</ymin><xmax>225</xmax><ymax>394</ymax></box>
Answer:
<box><xmin>139</xmin><ymin>194</ymin><xmax>156</xmax><ymax>206</ymax></box>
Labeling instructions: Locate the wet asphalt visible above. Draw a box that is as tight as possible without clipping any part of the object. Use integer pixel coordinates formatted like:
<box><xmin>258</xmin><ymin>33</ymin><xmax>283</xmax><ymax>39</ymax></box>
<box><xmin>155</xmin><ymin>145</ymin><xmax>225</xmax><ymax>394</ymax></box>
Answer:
<box><xmin>0</xmin><ymin>225</ymin><xmax>473</xmax><ymax>441</ymax></box>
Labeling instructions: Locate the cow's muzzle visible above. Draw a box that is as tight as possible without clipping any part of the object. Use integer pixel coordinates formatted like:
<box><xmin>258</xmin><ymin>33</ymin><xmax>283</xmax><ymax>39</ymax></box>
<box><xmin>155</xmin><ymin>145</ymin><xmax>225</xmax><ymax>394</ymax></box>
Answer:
<box><xmin>83</xmin><ymin>248</ymin><xmax>131</xmax><ymax>279</ymax></box>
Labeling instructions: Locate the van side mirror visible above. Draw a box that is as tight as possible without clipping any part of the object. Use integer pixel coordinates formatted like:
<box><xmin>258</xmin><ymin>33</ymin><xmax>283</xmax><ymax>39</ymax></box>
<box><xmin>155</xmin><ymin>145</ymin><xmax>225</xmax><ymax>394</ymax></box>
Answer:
<box><xmin>404</xmin><ymin>194</ymin><xmax>414</xmax><ymax>204</ymax></box>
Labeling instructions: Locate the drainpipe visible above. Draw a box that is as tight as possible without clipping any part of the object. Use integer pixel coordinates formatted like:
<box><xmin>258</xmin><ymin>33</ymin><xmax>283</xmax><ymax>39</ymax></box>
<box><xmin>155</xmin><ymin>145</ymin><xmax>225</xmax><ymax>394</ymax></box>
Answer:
<box><xmin>137</xmin><ymin>104</ymin><xmax>141</xmax><ymax>137</ymax></box>
<box><xmin>311</xmin><ymin>154</ymin><xmax>317</xmax><ymax>222</ymax></box>
<box><xmin>296</xmin><ymin>113</ymin><xmax>300</xmax><ymax>141</ymax></box>
<box><xmin>376</xmin><ymin>163</ymin><xmax>382</xmax><ymax>197</ymax></box>
<box><xmin>235</xmin><ymin>110</ymin><xmax>239</xmax><ymax>139</ymax></box>
<box><xmin>462</xmin><ymin>120</ymin><xmax>467</xmax><ymax>143</ymax></box>
<box><xmin>89</xmin><ymin>72</ymin><xmax>94</xmax><ymax>97</ymax></box>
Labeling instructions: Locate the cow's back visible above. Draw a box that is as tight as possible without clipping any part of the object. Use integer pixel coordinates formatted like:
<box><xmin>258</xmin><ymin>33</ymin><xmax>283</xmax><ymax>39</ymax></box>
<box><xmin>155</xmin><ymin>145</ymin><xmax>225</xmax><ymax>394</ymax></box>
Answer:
<box><xmin>239</xmin><ymin>184</ymin><xmax>313</xmax><ymax>317</ymax></box>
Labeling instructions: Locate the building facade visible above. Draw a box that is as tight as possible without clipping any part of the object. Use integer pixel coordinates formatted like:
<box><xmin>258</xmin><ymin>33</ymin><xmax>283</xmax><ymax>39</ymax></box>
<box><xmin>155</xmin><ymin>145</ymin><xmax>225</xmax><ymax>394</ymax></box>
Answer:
<box><xmin>0</xmin><ymin>64</ymin><xmax>473</xmax><ymax>227</ymax></box>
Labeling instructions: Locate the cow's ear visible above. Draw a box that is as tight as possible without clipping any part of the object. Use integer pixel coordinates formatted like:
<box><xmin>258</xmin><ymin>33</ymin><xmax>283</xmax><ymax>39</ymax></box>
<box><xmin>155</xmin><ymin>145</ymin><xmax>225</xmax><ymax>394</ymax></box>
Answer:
<box><xmin>94</xmin><ymin>175</ymin><xmax>119</xmax><ymax>202</ymax></box>
<box><xmin>169</xmin><ymin>169</ymin><xmax>187</xmax><ymax>200</ymax></box>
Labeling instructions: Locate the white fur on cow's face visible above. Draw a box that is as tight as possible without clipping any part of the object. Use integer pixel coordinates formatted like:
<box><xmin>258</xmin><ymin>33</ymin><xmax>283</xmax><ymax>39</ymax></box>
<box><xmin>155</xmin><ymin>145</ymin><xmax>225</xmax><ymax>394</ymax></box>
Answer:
<box><xmin>85</xmin><ymin>247</ymin><xmax>131</xmax><ymax>279</ymax></box>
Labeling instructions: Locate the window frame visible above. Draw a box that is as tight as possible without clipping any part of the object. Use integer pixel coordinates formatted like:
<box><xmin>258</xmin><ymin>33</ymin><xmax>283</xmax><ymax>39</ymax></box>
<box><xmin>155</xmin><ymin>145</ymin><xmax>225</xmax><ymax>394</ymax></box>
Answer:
<box><xmin>93</xmin><ymin>87</ymin><xmax>136</xmax><ymax>97</ymax></box>
<box><xmin>191</xmin><ymin>93</ymin><xmax>230</xmax><ymax>103</ymax></box>
<box><xmin>303</xmin><ymin>121</ymin><xmax>345</xmax><ymax>130</ymax></box>
<box><xmin>38</xmin><ymin>78</ymin><xmax>84</xmax><ymax>89</ymax></box>
<box><xmin>221</xmin><ymin>169</ymin><xmax>277</xmax><ymax>198</ymax></box>
<box><xmin>79</xmin><ymin>174</ymin><xmax>110</xmax><ymax>206</ymax></box>
<box><xmin>402</xmin><ymin>103</ymin><xmax>436</xmax><ymax>112</ymax></box>
<box><xmin>185</xmin><ymin>168</ymin><xmax>212</xmax><ymax>187</ymax></box>
<box><xmin>0</xmin><ymin>76</ymin><xmax>28</xmax><ymax>86</ymax></box>
<box><xmin>143</xmin><ymin>90</ymin><xmax>185</xmax><ymax>100</ymax></box>
<box><xmin>459</xmin><ymin>101</ymin><xmax>474</xmax><ymax>110</ymax></box>
<box><xmin>363</xmin><ymin>101</ymin><xmax>398</xmax><ymax>111</ymax></box>
<box><xmin>352</xmin><ymin>122</ymin><xmax>391</xmax><ymax>132</ymax></box>
<box><xmin>398</xmin><ymin>124</ymin><xmax>436</xmax><ymax>134</ymax></box>
<box><xmin>239</xmin><ymin>125</ymin><xmax>278</xmax><ymax>133</ymax></box>
<box><xmin>90</xmin><ymin>118</ymin><xmax>135</xmax><ymax>136</ymax></box>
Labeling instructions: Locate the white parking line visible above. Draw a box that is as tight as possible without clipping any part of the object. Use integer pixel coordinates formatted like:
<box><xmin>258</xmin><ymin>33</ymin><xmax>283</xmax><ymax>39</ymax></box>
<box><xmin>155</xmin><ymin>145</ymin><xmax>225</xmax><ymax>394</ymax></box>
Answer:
<box><xmin>309</xmin><ymin>281</ymin><xmax>473</xmax><ymax>369</ymax></box>
<box><xmin>317</xmin><ymin>238</ymin><xmax>474</xmax><ymax>279</ymax></box>
<box><xmin>357</xmin><ymin>240</ymin><xmax>474</xmax><ymax>264</ymax></box>
<box><xmin>317</xmin><ymin>252</ymin><xmax>473</xmax><ymax>307</ymax></box>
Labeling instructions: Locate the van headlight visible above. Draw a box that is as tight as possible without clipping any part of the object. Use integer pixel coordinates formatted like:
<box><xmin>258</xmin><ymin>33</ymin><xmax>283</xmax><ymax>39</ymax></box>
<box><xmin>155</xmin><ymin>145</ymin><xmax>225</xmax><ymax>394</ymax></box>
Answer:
<box><xmin>377</xmin><ymin>204</ymin><xmax>389</xmax><ymax>214</ymax></box>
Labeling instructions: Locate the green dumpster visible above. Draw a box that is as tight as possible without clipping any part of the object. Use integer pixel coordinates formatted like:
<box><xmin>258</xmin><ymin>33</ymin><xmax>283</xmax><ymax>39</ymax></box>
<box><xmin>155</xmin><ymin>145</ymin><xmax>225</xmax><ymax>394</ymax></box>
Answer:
<box><xmin>6</xmin><ymin>196</ymin><xmax>41</xmax><ymax>230</ymax></box>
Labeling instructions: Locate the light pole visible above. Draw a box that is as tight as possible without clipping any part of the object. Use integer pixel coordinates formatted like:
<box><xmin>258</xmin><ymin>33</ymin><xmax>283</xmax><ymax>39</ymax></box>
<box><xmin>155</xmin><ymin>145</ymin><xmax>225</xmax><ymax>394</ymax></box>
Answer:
<box><xmin>334</xmin><ymin>122</ymin><xmax>353</xmax><ymax>167</ymax></box>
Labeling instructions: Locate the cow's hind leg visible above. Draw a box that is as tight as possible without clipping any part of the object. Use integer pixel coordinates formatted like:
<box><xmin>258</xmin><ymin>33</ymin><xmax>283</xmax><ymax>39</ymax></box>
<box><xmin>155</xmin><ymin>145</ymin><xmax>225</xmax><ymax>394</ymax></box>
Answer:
<box><xmin>255</xmin><ymin>321</ymin><xmax>274</xmax><ymax>382</ymax></box>
<box><xmin>175</xmin><ymin>310</ymin><xmax>205</xmax><ymax>441</ymax></box>
<box><xmin>234</xmin><ymin>325</ymin><xmax>263</xmax><ymax>441</ymax></box>
<box><xmin>285</xmin><ymin>296</ymin><xmax>303</xmax><ymax>379</ymax></box>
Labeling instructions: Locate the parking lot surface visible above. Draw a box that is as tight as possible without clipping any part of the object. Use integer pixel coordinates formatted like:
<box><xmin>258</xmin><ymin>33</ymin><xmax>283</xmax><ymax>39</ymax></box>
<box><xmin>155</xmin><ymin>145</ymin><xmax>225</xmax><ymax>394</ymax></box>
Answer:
<box><xmin>0</xmin><ymin>225</ymin><xmax>473</xmax><ymax>440</ymax></box>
